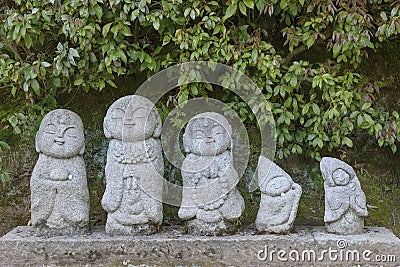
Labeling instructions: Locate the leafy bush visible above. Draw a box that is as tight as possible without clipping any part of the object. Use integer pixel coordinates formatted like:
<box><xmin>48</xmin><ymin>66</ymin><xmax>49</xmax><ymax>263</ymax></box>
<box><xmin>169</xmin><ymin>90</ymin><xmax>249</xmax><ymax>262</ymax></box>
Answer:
<box><xmin>0</xmin><ymin>141</ymin><xmax>11</xmax><ymax>184</ymax></box>
<box><xmin>0</xmin><ymin>0</ymin><xmax>399</xmax><ymax>165</ymax></box>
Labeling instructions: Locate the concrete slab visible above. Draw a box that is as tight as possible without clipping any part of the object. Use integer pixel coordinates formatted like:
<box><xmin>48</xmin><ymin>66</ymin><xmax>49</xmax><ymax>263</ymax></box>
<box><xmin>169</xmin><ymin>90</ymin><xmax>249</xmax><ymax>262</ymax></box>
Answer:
<box><xmin>0</xmin><ymin>226</ymin><xmax>399</xmax><ymax>266</ymax></box>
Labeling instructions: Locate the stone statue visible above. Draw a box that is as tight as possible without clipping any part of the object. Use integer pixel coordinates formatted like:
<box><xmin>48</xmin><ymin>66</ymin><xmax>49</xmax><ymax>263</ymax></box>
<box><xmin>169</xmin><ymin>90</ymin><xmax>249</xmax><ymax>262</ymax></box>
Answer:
<box><xmin>255</xmin><ymin>156</ymin><xmax>302</xmax><ymax>234</ymax></box>
<box><xmin>178</xmin><ymin>112</ymin><xmax>245</xmax><ymax>235</ymax></box>
<box><xmin>101</xmin><ymin>95</ymin><xmax>164</xmax><ymax>235</ymax></box>
<box><xmin>30</xmin><ymin>109</ymin><xmax>89</xmax><ymax>236</ymax></box>
<box><xmin>321</xmin><ymin>157</ymin><xmax>368</xmax><ymax>235</ymax></box>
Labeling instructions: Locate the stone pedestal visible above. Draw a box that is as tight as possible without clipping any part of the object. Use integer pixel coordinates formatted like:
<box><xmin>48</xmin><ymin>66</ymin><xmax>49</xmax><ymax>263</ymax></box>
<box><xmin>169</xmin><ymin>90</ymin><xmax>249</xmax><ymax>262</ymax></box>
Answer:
<box><xmin>1</xmin><ymin>226</ymin><xmax>399</xmax><ymax>266</ymax></box>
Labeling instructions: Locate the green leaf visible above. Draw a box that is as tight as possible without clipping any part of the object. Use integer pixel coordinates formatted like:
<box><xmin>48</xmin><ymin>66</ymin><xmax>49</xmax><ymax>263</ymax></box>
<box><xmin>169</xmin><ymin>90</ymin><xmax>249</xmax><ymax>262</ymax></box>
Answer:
<box><xmin>102</xmin><ymin>23</ymin><xmax>112</xmax><ymax>37</ymax></box>
<box><xmin>280</xmin><ymin>0</ymin><xmax>288</xmax><ymax>9</ymax></box>
<box><xmin>190</xmin><ymin>85</ymin><xmax>199</xmax><ymax>96</ymax></box>
<box><xmin>342</xmin><ymin>137</ymin><xmax>353</xmax><ymax>147</ymax></box>
<box><xmin>74</xmin><ymin>78</ymin><xmax>84</xmax><ymax>86</ymax></box>
<box><xmin>304</xmin><ymin>118</ymin><xmax>314</xmax><ymax>127</ymax></box>
<box><xmin>337</xmin><ymin>54</ymin><xmax>347</xmax><ymax>63</ymax></box>
<box><xmin>306</xmin><ymin>37</ymin><xmax>315</xmax><ymax>49</ymax></box>
<box><xmin>290</xmin><ymin>75</ymin><xmax>297</xmax><ymax>87</ymax></box>
<box><xmin>153</xmin><ymin>18</ymin><xmax>160</xmax><ymax>30</ymax></box>
<box><xmin>256</xmin><ymin>0</ymin><xmax>266</xmax><ymax>12</ymax></box>
<box><xmin>121</xmin><ymin>25</ymin><xmax>132</xmax><ymax>36</ymax></box>
<box><xmin>312</xmin><ymin>103</ymin><xmax>320</xmax><ymax>115</ymax></box>
<box><xmin>243</xmin><ymin>0</ymin><xmax>254</xmax><ymax>9</ymax></box>
<box><xmin>302</xmin><ymin>103</ymin><xmax>310</xmax><ymax>115</ymax></box>
<box><xmin>213</xmin><ymin>25</ymin><xmax>221</xmax><ymax>35</ymax></box>
<box><xmin>0</xmin><ymin>173</ymin><xmax>9</xmax><ymax>184</ymax></box>
<box><xmin>361</xmin><ymin>102</ymin><xmax>371</xmax><ymax>110</ymax></box>
<box><xmin>24</xmin><ymin>34</ymin><xmax>32</xmax><ymax>49</ymax></box>
<box><xmin>69</xmin><ymin>48</ymin><xmax>79</xmax><ymax>58</ymax></box>
<box><xmin>378</xmin><ymin>138</ymin><xmax>384</xmax><ymax>147</ymax></box>
<box><xmin>332</xmin><ymin>44</ymin><xmax>340</xmax><ymax>58</ymax></box>
<box><xmin>41</xmin><ymin>62</ymin><xmax>51</xmax><ymax>68</ymax></box>
<box><xmin>380</xmin><ymin>11</ymin><xmax>388</xmax><ymax>21</ymax></box>
<box><xmin>225</xmin><ymin>3</ymin><xmax>237</xmax><ymax>19</ymax></box>
<box><xmin>12</xmin><ymin>24</ymin><xmax>20</xmax><ymax>41</ymax></box>
<box><xmin>23</xmin><ymin>82</ymin><xmax>29</xmax><ymax>92</ymax></box>
<box><xmin>106</xmin><ymin>79</ymin><xmax>117</xmax><ymax>88</ymax></box>
<box><xmin>14</xmin><ymin>126</ymin><xmax>21</xmax><ymax>134</ymax></box>
<box><xmin>391</xmin><ymin>7</ymin><xmax>398</xmax><ymax>17</ymax></box>
<box><xmin>144</xmin><ymin>54</ymin><xmax>152</xmax><ymax>63</ymax></box>
<box><xmin>118</xmin><ymin>50</ymin><xmax>127</xmax><ymax>63</ymax></box>
<box><xmin>239</xmin><ymin>1</ymin><xmax>247</xmax><ymax>15</ymax></box>
<box><xmin>0</xmin><ymin>141</ymin><xmax>10</xmax><ymax>150</ymax></box>
<box><xmin>53</xmin><ymin>77</ymin><xmax>61</xmax><ymax>88</ymax></box>
<box><xmin>93</xmin><ymin>4</ymin><xmax>103</xmax><ymax>19</ymax></box>
<box><xmin>316</xmin><ymin>138</ymin><xmax>323</xmax><ymax>148</ymax></box>
<box><xmin>357</xmin><ymin>115</ymin><xmax>364</xmax><ymax>126</ymax></box>
<box><xmin>31</xmin><ymin>79</ymin><xmax>40</xmax><ymax>95</ymax></box>
<box><xmin>9</xmin><ymin>116</ymin><xmax>18</xmax><ymax>128</ymax></box>
<box><xmin>364</xmin><ymin>114</ymin><xmax>374</xmax><ymax>124</ymax></box>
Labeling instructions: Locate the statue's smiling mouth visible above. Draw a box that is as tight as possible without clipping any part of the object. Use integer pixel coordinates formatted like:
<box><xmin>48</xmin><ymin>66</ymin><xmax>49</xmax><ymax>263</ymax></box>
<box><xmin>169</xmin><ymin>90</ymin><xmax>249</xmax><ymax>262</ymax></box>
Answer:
<box><xmin>54</xmin><ymin>139</ymin><xmax>65</xmax><ymax>145</ymax></box>
<box><xmin>205</xmin><ymin>138</ymin><xmax>215</xmax><ymax>143</ymax></box>
<box><xmin>335</xmin><ymin>177</ymin><xmax>345</xmax><ymax>183</ymax></box>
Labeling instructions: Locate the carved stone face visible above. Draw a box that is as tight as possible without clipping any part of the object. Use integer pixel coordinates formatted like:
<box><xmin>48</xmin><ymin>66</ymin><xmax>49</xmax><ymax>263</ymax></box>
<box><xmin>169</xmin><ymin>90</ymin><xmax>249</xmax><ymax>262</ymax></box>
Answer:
<box><xmin>264</xmin><ymin>176</ymin><xmax>293</xmax><ymax>197</ymax></box>
<box><xmin>104</xmin><ymin>95</ymin><xmax>161</xmax><ymax>142</ymax></box>
<box><xmin>332</xmin><ymin>168</ymin><xmax>351</xmax><ymax>186</ymax></box>
<box><xmin>183</xmin><ymin>113</ymin><xmax>232</xmax><ymax>156</ymax></box>
<box><xmin>36</xmin><ymin>109</ymin><xmax>85</xmax><ymax>159</ymax></box>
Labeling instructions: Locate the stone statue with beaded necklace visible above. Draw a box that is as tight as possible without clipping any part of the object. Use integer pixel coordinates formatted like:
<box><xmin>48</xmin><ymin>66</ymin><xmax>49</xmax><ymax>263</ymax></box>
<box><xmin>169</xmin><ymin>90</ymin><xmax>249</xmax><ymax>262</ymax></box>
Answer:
<box><xmin>101</xmin><ymin>95</ymin><xmax>164</xmax><ymax>235</ymax></box>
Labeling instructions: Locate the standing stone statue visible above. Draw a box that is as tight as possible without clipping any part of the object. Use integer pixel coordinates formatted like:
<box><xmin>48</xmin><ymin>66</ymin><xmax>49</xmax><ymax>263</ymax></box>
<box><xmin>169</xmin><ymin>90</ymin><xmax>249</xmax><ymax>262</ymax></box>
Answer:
<box><xmin>31</xmin><ymin>109</ymin><xmax>89</xmax><ymax>236</ymax></box>
<box><xmin>102</xmin><ymin>95</ymin><xmax>164</xmax><ymax>235</ymax></box>
<box><xmin>256</xmin><ymin>156</ymin><xmax>302</xmax><ymax>234</ymax></box>
<box><xmin>178</xmin><ymin>112</ymin><xmax>245</xmax><ymax>235</ymax></box>
<box><xmin>321</xmin><ymin>157</ymin><xmax>368</xmax><ymax>235</ymax></box>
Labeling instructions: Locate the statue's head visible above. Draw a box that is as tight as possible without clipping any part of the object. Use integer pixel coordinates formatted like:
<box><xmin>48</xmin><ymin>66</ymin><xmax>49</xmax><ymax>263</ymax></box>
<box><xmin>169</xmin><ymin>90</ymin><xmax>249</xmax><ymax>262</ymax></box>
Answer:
<box><xmin>257</xmin><ymin>156</ymin><xmax>294</xmax><ymax>197</ymax></box>
<box><xmin>103</xmin><ymin>95</ymin><xmax>161</xmax><ymax>142</ymax></box>
<box><xmin>183</xmin><ymin>112</ymin><xmax>232</xmax><ymax>156</ymax></box>
<box><xmin>320</xmin><ymin>157</ymin><xmax>356</xmax><ymax>187</ymax></box>
<box><xmin>331</xmin><ymin>168</ymin><xmax>351</xmax><ymax>186</ymax></box>
<box><xmin>36</xmin><ymin>109</ymin><xmax>85</xmax><ymax>158</ymax></box>
<box><xmin>264</xmin><ymin>176</ymin><xmax>293</xmax><ymax>197</ymax></box>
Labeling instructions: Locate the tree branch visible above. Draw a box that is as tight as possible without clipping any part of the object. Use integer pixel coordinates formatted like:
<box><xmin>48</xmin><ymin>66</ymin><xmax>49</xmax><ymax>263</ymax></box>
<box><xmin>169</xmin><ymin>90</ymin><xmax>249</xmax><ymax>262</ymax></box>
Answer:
<box><xmin>0</xmin><ymin>85</ymin><xmax>12</xmax><ymax>90</ymax></box>
<box><xmin>284</xmin><ymin>30</ymin><xmax>334</xmax><ymax>66</ymax></box>
<box><xmin>9</xmin><ymin>43</ymin><xmax>23</xmax><ymax>63</ymax></box>
<box><xmin>284</xmin><ymin>45</ymin><xmax>308</xmax><ymax>66</ymax></box>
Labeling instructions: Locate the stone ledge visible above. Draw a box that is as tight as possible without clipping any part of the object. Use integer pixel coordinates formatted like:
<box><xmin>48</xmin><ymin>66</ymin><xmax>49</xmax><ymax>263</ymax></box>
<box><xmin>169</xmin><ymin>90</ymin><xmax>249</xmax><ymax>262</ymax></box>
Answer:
<box><xmin>0</xmin><ymin>226</ymin><xmax>399</xmax><ymax>266</ymax></box>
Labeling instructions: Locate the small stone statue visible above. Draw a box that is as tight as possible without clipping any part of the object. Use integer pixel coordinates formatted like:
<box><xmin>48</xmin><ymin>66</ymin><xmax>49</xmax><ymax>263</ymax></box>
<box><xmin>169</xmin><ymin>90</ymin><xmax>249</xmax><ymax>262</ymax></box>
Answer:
<box><xmin>102</xmin><ymin>95</ymin><xmax>164</xmax><ymax>235</ymax></box>
<box><xmin>256</xmin><ymin>156</ymin><xmax>302</xmax><ymax>234</ymax></box>
<box><xmin>321</xmin><ymin>157</ymin><xmax>368</xmax><ymax>235</ymax></box>
<box><xmin>178</xmin><ymin>112</ymin><xmax>245</xmax><ymax>235</ymax></box>
<box><xmin>31</xmin><ymin>109</ymin><xmax>89</xmax><ymax>236</ymax></box>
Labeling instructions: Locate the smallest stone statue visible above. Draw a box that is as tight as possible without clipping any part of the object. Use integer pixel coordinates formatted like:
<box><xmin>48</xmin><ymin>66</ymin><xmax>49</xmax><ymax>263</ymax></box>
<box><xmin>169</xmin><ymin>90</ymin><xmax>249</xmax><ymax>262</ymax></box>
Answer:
<box><xmin>256</xmin><ymin>156</ymin><xmax>302</xmax><ymax>234</ymax></box>
<box><xmin>321</xmin><ymin>157</ymin><xmax>368</xmax><ymax>235</ymax></box>
<box><xmin>31</xmin><ymin>109</ymin><xmax>89</xmax><ymax>236</ymax></box>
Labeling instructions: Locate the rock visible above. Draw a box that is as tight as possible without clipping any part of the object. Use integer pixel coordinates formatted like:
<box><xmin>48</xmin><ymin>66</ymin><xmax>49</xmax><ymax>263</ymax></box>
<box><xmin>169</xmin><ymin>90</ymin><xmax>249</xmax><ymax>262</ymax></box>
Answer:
<box><xmin>102</xmin><ymin>95</ymin><xmax>164</xmax><ymax>235</ymax></box>
<box><xmin>1</xmin><ymin>225</ymin><xmax>400</xmax><ymax>266</ymax></box>
<box><xmin>178</xmin><ymin>112</ymin><xmax>245</xmax><ymax>235</ymax></box>
<box><xmin>255</xmin><ymin>156</ymin><xmax>302</xmax><ymax>234</ymax></box>
<box><xmin>31</xmin><ymin>109</ymin><xmax>89</xmax><ymax>236</ymax></box>
<box><xmin>320</xmin><ymin>157</ymin><xmax>368</xmax><ymax>235</ymax></box>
